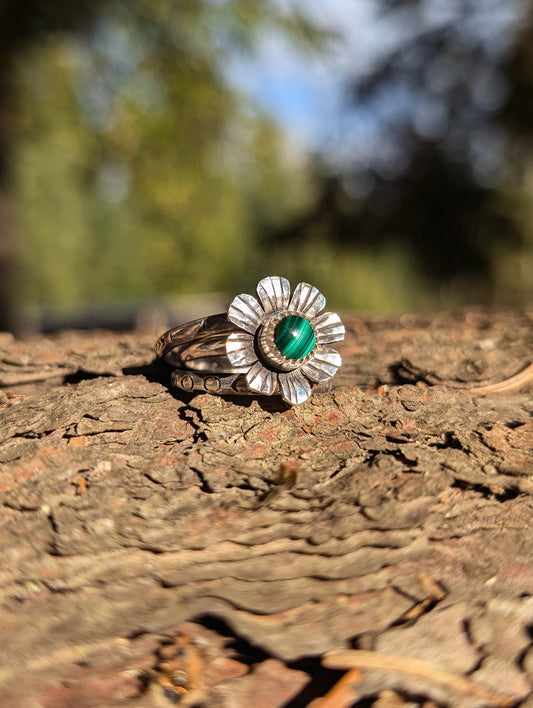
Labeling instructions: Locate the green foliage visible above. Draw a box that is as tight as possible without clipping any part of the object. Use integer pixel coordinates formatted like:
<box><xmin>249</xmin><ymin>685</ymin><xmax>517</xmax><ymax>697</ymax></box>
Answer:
<box><xmin>12</xmin><ymin>0</ymin><xmax>318</xmax><ymax>310</ymax></box>
<box><xmin>9</xmin><ymin>0</ymin><xmax>533</xmax><ymax>318</ymax></box>
<box><xmin>270</xmin><ymin>0</ymin><xmax>533</xmax><ymax>309</ymax></box>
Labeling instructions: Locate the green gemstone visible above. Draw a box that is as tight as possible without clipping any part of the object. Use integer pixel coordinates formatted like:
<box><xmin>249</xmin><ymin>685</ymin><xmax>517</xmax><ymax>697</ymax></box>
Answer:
<box><xmin>274</xmin><ymin>315</ymin><xmax>316</xmax><ymax>360</ymax></box>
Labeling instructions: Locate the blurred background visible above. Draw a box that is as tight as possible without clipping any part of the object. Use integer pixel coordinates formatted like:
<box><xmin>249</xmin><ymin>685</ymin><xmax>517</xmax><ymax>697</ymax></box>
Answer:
<box><xmin>1</xmin><ymin>0</ymin><xmax>532</xmax><ymax>333</ymax></box>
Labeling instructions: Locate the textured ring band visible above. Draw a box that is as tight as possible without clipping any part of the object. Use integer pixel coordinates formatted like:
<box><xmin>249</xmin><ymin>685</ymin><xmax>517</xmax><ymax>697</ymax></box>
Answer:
<box><xmin>155</xmin><ymin>276</ymin><xmax>345</xmax><ymax>405</ymax></box>
<box><xmin>169</xmin><ymin>369</ymin><xmax>334</xmax><ymax>398</ymax></box>
<box><xmin>155</xmin><ymin>313</ymin><xmax>239</xmax><ymax>374</ymax></box>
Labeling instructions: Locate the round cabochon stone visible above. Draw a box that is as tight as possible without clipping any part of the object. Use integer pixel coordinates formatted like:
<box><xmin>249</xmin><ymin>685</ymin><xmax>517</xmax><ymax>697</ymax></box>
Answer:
<box><xmin>274</xmin><ymin>315</ymin><xmax>316</xmax><ymax>360</ymax></box>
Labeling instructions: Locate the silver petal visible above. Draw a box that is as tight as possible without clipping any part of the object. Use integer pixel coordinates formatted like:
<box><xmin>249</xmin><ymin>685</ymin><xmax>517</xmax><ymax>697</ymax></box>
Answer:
<box><xmin>246</xmin><ymin>361</ymin><xmax>278</xmax><ymax>395</ymax></box>
<box><xmin>278</xmin><ymin>369</ymin><xmax>312</xmax><ymax>405</ymax></box>
<box><xmin>301</xmin><ymin>346</ymin><xmax>341</xmax><ymax>382</ymax></box>
<box><xmin>289</xmin><ymin>282</ymin><xmax>326</xmax><ymax>318</ymax></box>
<box><xmin>227</xmin><ymin>293</ymin><xmax>264</xmax><ymax>334</ymax></box>
<box><xmin>256</xmin><ymin>276</ymin><xmax>291</xmax><ymax>314</ymax></box>
<box><xmin>226</xmin><ymin>332</ymin><xmax>257</xmax><ymax>368</ymax></box>
<box><xmin>313</xmin><ymin>311</ymin><xmax>345</xmax><ymax>344</ymax></box>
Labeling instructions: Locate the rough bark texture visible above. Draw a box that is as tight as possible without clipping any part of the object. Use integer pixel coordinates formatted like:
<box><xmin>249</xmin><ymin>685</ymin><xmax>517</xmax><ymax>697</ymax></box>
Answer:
<box><xmin>0</xmin><ymin>311</ymin><xmax>532</xmax><ymax>708</ymax></box>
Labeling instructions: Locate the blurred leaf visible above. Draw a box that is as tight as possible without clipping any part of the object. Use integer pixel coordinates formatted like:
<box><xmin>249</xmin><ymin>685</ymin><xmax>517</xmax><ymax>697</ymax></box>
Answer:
<box><xmin>10</xmin><ymin>0</ymin><xmax>315</xmax><ymax>309</ymax></box>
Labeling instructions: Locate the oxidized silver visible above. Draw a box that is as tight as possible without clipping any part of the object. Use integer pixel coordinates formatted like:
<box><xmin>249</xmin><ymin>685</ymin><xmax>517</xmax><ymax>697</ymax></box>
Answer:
<box><xmin>155</xmin><ymin>276</ymin><xmax>345</xmax><ymax>405</ymax></box>
<box><xmin>156</xmin><ymin>313</ymin><xmax>238</xmax><ymax>373</ymax></box>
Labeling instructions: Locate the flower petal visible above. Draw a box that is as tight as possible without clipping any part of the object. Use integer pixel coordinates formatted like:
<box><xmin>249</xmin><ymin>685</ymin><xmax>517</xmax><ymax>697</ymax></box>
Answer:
<box><xmin>289</xmin><ymin>282</ymin><xmax>326</xmax><ymax>318</ymax></box>
<box><xmin>256</xmin><ymin>276</ymin><xmax>291</xmax><ymax>314</ymax></box>
<box><xmin>278</xmin><ymin>369</ymin><xmax>312</xmax><ymax>405</ymax></box>
<box><xmin>313</xmin><ymin>311</ymin><xmax>345</xmax><ymax>344</ymax></box>
<box><xmin>246</xmin><ymin>361</ymin><xmax>278</xmax><ymax>395</ymax></box>
<box><xmin>227</xmin><ymin>293</ymin><xmax>264</xmax><ymax>334</ymax></box>
<box><xmin>301</xmin><ymin>346</ymin><xmax>341</xmax><ymax>382</ymax></box>
<box><xmin>226</xmin><ymin>332</ymin><xmax>257</xmax><ymax>368</ymax></box>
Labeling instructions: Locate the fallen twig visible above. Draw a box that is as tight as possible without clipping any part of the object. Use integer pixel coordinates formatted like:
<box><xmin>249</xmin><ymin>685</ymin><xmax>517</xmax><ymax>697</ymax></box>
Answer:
<box><xmin>394</xmin><ymin>573</ymin><xmax>448</xmax><ymax>624</ymax></box>
<box><xmin>321</xmin><ymin>650</ymin><xmax>516</xmax><ymax>707</ymax></box>
<box><xmin>465</xmin><ymin>362</ymin><xmax>533</xmax><ymax>395</ymax></box>
<box><xmin>417</xmin><ymin>572</ymin><xmax>447</xmax><ymax>602</ymax></box>
<box><xmin>310</xmin><ymin>668</ymin><xmax>362</xmax><ymax>708</ymax></box>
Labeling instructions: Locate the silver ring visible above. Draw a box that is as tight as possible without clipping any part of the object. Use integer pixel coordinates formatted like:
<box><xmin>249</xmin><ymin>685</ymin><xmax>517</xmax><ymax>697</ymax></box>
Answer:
<box><xmin>155</xmin><ymin>276</ymin><xmax>345</xmax><ymax>405</ymax></box>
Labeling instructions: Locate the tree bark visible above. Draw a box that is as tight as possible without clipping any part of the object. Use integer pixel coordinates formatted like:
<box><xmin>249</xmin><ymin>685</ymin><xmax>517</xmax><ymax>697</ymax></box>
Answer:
<box><xmin>0</xmin><ymin>311</ymin><xmax>532</xmax><ymax>707</ymax></box>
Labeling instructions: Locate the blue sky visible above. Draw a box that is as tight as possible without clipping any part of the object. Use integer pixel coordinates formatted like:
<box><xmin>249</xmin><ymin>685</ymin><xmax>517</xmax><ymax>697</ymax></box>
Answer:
<box><xmin>225</xmin><ymin>0</ymin><xmax>527</xmax><ymax>171</ymax></box>
<box><xmin>225</xmin><ymin>0</ymin><xmax>378</xmax><ymax>151</ymax></box>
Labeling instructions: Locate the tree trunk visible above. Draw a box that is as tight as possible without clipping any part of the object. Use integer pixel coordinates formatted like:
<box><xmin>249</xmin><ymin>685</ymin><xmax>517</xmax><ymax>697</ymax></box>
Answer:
<box><xmin>0</xmin><ymin>311</ymin><xmax>532</xmax><ymax>707</ymax></box>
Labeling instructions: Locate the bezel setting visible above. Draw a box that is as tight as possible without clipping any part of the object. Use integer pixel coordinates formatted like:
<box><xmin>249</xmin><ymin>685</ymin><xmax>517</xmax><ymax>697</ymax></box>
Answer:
<box><xmin>257</xmin><ymin>310</ymin><xmax>317</xmax><ymax>372</ymax></box>
<box><xmin>225</xmin><ymin>276</ymin><xmax>345</xmax><ymax>405</ymax></box>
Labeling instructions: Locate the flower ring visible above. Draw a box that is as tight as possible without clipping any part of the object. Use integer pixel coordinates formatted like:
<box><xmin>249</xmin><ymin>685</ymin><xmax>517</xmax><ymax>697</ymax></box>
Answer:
<box><xmin>155</xmin><ymin>276</ymin><xmax>345</xmax><ymax>405</ymax></box>
<box><xmin>225</xmin><ymin>276</ymin><xmax>345</xmax><ymax>405</ymax></box>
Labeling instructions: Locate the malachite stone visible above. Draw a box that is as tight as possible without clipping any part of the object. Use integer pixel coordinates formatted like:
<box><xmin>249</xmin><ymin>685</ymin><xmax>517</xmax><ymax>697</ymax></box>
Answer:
<box><xmin>274</xmin><ymin>315</ymin><xmax>316</xmax><ymax>360</ymax></box>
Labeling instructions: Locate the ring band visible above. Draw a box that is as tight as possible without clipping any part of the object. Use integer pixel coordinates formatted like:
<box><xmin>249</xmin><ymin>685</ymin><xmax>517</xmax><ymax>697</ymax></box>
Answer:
<box><xmin>169</xmin><ymin>369</ymin><xmax>334</xmax><ymax>398</ymax></box>
<box><xmin>155</xmin><ymin>276</ymin><xmax>345</xmax><ymax>405</ymax></box>
<box><xmin>155</xmin><ymin>313</ymin><xmax>239</xmax><ymax>374</ymax></box>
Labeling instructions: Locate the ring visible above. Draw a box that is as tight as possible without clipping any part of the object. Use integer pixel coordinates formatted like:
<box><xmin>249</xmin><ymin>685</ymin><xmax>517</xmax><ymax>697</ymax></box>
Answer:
<box><xmin>155</xmin><ymin>276</ymin><xmax>345</xmax><ymax>405</ymax></box>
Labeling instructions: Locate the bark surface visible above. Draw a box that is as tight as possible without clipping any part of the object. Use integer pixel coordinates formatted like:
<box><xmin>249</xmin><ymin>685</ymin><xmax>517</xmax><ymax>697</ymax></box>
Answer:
<box><xmin>0</xmin><ymin>311</ymin><xmax>532</xmax><ymax>708</ymax></box>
